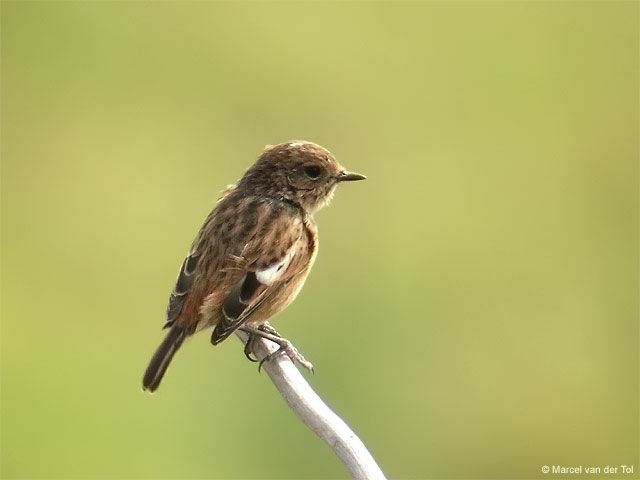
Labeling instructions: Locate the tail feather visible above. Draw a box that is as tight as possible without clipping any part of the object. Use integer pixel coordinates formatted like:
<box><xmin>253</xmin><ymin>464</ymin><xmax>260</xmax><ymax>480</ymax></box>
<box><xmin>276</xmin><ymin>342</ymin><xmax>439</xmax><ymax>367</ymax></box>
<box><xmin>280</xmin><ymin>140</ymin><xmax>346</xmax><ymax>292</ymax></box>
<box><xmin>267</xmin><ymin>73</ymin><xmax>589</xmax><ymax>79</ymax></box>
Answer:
<box><xmin>143</xmin><ymin>325</ymin><xmax>187</xmax><ymax>392</ymax></box>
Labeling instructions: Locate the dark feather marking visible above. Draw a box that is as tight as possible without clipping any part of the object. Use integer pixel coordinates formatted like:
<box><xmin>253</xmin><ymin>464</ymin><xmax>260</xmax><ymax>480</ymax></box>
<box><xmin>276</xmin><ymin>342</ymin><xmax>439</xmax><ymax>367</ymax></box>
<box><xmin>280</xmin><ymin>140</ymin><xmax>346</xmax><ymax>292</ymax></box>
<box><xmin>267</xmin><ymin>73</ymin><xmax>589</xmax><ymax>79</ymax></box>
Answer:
<box><xmin>222</xmin><ymin>283</ymin><xmax>246</xmax><ymax>321</ymax></box>
<box><xmin>240</xmin><ymin>272</ymin><xmax>261</xmax><ymax>303</ymax></box>
<box><xmin>164</xmin><ymin>254</ymin><xmax>199</xmax><ymax>327</ymax></box>
<box><xmin>214</xmin><ymin>272</ymin><xmax>268</xmax><ymax>345</ymax></box>
<box><xmin>185</xmin><ymin>255</ymin><xmax>198</xmax><ymax>275</ymax></box>
<box><xmin>165</xmin><ymin>293</ymin><xmax>183</xmax><ymax>328</ymax></box>
<box><xmin>221</xmin><ymin>272</ymin><xmax>263</xmax><ymax>322</ymax></box>
<box><xmin>174</xmin><ymin>255</ymin><xmax>198</xmax><ymax>294</ymax></box>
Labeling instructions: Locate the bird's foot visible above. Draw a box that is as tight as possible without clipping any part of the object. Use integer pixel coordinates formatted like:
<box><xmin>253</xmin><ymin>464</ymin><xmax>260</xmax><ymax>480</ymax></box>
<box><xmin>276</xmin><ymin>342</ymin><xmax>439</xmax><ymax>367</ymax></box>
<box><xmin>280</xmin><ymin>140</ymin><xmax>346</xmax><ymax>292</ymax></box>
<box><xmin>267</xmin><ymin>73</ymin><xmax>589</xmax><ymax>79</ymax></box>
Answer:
<box><xmin>239</xmin><ymin>324</ymin><xmax>314</xmax><ymax>374</ymax></box>
<box><xmin>260</xmin><ymin>338</ymin><xmax>314</xmax><ymax>374</ymax></box>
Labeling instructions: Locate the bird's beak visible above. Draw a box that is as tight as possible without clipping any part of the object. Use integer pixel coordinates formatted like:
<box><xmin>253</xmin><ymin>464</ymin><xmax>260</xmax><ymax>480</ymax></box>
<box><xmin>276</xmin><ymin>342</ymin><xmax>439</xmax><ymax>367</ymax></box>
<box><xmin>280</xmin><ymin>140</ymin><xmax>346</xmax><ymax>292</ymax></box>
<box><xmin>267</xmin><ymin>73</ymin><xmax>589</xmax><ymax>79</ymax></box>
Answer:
<box><xmin>337</xmin><ymin>171</ymin><xmax>367</xmax><ymax>182</ymax></box>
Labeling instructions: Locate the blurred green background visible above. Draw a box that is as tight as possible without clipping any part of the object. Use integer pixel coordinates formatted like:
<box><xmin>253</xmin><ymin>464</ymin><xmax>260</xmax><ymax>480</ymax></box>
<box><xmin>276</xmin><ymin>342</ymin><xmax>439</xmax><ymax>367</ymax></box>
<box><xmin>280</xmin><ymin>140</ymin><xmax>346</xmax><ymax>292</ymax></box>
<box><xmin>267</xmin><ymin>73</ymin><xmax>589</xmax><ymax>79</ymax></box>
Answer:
<box><xmin>1</xmin><ymin>1</ymin><xmax>638</xmax><ymax>479</ymax></box>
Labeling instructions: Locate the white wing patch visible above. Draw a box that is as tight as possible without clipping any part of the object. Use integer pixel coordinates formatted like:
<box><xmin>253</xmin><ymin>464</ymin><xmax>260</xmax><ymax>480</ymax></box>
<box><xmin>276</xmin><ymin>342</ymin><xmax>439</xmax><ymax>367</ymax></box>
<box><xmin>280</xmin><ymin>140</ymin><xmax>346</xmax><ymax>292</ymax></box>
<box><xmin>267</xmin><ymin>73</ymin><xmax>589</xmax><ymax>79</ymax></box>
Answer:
<box><xmin>255</xmin><ymin>248</ymin><xmax>295</xmax><ymax>286</ymax></box>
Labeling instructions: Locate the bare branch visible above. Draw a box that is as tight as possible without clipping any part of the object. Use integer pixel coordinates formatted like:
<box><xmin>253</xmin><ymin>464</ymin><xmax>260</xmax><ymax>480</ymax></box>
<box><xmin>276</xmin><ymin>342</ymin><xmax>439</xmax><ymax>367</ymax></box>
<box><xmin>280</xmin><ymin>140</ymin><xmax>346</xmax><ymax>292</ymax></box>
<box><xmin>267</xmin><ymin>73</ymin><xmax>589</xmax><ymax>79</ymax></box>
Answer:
<box><xmin>235</xmin><ymin>330</ymin><xmax>387</xmax><ymax>480</ymax></box>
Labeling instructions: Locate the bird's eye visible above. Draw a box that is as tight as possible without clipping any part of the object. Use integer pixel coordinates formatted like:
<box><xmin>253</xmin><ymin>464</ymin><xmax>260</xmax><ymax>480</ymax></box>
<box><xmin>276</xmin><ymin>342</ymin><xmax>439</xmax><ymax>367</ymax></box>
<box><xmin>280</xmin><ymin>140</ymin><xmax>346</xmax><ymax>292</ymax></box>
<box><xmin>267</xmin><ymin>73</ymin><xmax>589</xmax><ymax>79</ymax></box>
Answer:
<box><xmin>303</xmin><ymin>165</ymin><xmax>322</xmax><ymax>179</ymax></box>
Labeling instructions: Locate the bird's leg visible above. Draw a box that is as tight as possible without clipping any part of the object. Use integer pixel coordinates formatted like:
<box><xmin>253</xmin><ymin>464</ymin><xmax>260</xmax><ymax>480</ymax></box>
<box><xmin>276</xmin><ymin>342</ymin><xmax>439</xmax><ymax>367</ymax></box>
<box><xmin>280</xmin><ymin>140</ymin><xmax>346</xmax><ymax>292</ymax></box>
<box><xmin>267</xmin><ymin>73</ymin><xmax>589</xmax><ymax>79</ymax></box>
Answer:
<box><xmin>239</xmin><ymin>324</ymin><xmax>314</xmax><ymax>374</ymax></box>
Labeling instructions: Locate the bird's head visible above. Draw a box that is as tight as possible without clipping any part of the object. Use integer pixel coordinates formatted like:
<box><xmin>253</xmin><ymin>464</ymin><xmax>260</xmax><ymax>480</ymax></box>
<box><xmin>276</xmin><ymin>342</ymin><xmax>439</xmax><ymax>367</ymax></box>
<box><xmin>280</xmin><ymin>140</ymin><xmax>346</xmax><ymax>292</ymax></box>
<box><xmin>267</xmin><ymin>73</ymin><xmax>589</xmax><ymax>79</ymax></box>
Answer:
<box><xmin>240</xmin><ymin>141</ymin><xmax>365</xmax><ymax>213</ymax></box>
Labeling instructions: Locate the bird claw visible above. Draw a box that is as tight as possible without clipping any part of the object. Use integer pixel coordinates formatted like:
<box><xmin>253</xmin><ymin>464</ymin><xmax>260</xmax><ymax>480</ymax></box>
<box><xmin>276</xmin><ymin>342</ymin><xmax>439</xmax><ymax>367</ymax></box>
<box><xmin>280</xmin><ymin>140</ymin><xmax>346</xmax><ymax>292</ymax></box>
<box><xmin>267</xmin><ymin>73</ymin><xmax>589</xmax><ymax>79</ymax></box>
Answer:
<box><xmin>243</xmin><ymin>334</ymin><xmax>259</xmax><ymax>362</ymax></box>
<box><xmin>258</xmin><ymin>339</ymin><xmax>314</xmax><ymax>373</ymax></box>
<box><xmin>240</xmin><ymin>325</ymin><xmax>314</xmax><ymax>374</ymax></box>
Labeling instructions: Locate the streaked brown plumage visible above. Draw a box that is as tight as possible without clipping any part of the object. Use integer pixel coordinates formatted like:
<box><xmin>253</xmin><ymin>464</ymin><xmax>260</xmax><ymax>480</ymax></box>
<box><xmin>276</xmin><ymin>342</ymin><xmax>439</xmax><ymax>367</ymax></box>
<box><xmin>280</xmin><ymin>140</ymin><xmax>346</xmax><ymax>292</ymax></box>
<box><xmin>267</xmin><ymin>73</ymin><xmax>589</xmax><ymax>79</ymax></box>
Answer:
<box><xmin>143</xmin><ymin>141</ymin><xmax>365</xmax><ymax>392</ymax></box>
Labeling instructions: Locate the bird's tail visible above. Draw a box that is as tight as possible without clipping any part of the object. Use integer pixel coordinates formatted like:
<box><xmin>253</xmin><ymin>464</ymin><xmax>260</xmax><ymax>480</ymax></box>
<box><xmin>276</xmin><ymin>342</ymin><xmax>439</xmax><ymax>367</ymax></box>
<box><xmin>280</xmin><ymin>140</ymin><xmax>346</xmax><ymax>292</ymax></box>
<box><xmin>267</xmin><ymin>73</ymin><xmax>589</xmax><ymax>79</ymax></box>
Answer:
<box><xmin>143</xmin><ymin>324</ymin><xmax>187</xmax><ymax>392</ymax></box>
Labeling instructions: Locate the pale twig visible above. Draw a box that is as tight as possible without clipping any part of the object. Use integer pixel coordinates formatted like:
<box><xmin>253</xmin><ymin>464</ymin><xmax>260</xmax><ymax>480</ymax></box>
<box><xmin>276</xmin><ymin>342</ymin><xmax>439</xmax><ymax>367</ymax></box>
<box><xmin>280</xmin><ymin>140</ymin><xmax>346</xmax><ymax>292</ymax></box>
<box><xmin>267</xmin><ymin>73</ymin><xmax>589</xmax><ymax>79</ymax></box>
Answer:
<box><xmin>235</xmin><ymin>330</ymin><xmax>387</xmax><ymax>480</ymax></box>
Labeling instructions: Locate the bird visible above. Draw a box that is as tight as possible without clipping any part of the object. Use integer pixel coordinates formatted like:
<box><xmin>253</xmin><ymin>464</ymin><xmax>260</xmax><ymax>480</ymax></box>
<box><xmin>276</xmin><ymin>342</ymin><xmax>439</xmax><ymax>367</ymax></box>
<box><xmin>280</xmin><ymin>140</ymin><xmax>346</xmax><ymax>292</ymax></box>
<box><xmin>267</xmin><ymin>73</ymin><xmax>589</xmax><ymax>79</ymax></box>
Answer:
<box><xmin>143</xmin><ymin>141</ymin><xmax>366</xmax><ymax>392</ymax></box>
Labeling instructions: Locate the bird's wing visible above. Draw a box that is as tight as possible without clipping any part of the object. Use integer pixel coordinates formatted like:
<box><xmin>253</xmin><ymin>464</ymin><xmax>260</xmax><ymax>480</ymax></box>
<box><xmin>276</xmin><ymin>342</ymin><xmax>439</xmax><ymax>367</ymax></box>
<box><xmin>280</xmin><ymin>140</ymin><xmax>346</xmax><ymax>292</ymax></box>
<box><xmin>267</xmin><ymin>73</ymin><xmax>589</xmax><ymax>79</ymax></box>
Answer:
<box><xmin>210</xmin><ymin>211</ymin><xmax>305</xmax><ymax>344</ymax></box>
